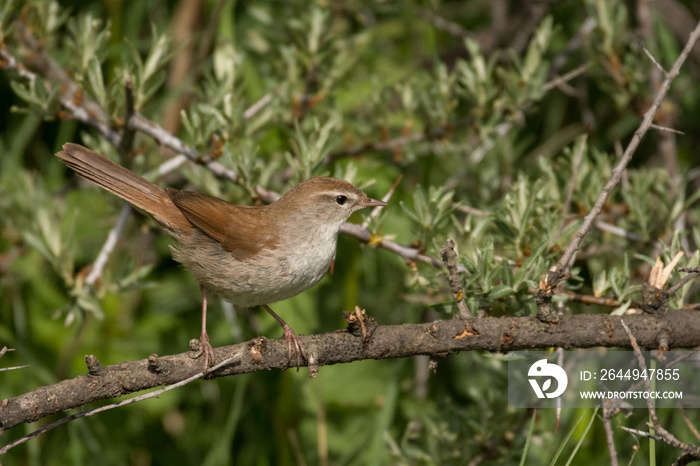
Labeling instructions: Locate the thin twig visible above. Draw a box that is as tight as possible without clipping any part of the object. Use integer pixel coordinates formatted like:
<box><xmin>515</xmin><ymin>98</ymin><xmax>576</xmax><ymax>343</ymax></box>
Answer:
<box><xmin>440</xmin><ymin>239</ymin><xmax>470</xmax><ymax>319</ymax></box>
<box><xmin>541</xmin><ymin>62</ymin><xmax>593</xmax><ymax>92</ymax></box>
<box><xmin>650</xmin><ymin>123</ymin><xmax>685</xmax><ymax>135</ymax></box>
<box><xmin>548</xmin><ymin>19</ymin><xmax>700</xmax><ymax>288</ymax></box>
<box><xmin>243</xmin><ymin>93</ymin><xmax>273</xmax><ymax>119</ymax></box>
<box><xmin>325</xmin><ymin>118</ymin><xmax>467</xmax><ymax>164</ymax></box>
<box><xmin>594</xmin><ymin>221</ymin><xmax>645</xmax><ymax>242</ymax></box>
<box><xmin>0</xmin><ymin>365</ymin><xmax>30</xmax><ymax>372</ymax></box>
<box><xmin>602</xmin><ymin>402</ymin><xmax>619</xmax><ymax>466</ymax></box>
<box><xmin>453</xmin><ymin>204</ymin><xmax>489</xmax><ymax>217</ymax></box>
<box><xmin>633</xmin><ymin>36</ymin><xmax>668</xmax><ymax>75</ymax></box>
<box><xmin>679</xmin><ymin>406</ymin><xmax>700</xmax><ymax>442</ymax></box>
<box><xmin>85</xmin><ymin>204</ymin><xmax>132</xmax><ymax>287</ymax></box>
<box><xmin>668</xmin><ymin>270</ymin><xmax>700</xmax><ymax>297</ymax></box>
<box><xmin>148</xmin><ymin>154</ymin><xmax>189</xmax><ymax>180</ymax></box>
<box><xmin>619</xmin><ymin>425</ymin><xmax>664</xmax><ymax>441</ymax></box>
<box><xmin>339</xmin><ymin>223</ymin><xmax>444</xmax><ymax>269</ymax></box>
<box><xmin>0</xmin><ymin>347</ymin><xmax>27</xmax><ymax>371</ymax></box>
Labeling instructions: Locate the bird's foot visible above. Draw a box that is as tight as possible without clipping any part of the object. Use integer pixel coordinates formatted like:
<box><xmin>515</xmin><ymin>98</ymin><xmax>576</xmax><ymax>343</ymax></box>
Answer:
<box><xmin>282</xmin><ymin>324</ymin><xmax>307</xmax><ymax>369</ymax></box>
<box><xmin>190</xmin><ymin>331</ymin><xmax>215</xmax><ymax>370</ymax></box>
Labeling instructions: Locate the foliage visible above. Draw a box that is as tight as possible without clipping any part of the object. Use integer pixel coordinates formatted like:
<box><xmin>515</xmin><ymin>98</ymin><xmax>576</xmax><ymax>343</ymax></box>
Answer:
<box><xmin>1</xmin><ymin>0</ymin><xmax>700</xmax><ymax>464</ymax></box>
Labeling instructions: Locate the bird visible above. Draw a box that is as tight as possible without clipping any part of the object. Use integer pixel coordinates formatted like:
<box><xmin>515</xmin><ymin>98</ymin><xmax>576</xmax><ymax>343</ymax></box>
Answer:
<box><xmin>56</xmin><ymin>143</ymin><xmax>387</xmax><ymax>368</ymax></box>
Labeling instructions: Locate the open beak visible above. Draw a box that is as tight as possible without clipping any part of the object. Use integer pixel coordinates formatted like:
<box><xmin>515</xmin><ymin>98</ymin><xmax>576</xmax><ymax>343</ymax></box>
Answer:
<box><xmin>360</xmin><ymin>197</ymin><xmax>388</xmax><ymax>207</ymax></box>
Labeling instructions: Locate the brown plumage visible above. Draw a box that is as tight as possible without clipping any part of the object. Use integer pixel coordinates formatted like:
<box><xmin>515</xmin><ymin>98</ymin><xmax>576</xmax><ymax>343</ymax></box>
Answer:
<box><xmin>167</xmin><ymin>189</ymin><xmax>279</xmax><ymax>261</ymax></box>
<box><xmin>56</xmin><ymin>143</ymin><xmax>387</xmax><ymax>368</ymax></box>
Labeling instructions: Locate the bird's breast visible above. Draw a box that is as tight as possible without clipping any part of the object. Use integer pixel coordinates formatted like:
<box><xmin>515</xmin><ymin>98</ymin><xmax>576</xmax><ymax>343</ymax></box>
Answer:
<box><xmin>173</xmin><ymin>226</ymin><xmax>339</xmax><ymax>307</ymax></box>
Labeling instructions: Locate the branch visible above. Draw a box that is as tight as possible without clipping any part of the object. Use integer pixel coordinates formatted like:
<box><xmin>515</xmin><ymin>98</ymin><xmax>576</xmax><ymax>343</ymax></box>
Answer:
<box><xmin>668</xmin><ymin>267</ymin><xmax>700</xmax><ymax>296</ymax></box>
<box><xmin>440</xmin><ymin>239</ymin><xmax>470</xmax><ymax>319</ymax></box>
<box><xmin>2</xmin><ymin>309</ymin><xmax>700</xmax><ymax>433</ymax></box>
<box><xmin>339</xmin><ymin>223</ymin><xmax>443</xmax><ymax>269</ymax></box>
<box><xmin>324</xmin><ymin>119</ymin><xmax>466</xmax><ymax>164</ymax></box>
<box><xmin>547</xmin><ymin>19</ymin><xmax>700</xmax><ymax>288</ymax></box>
<box><xmin>0</xmin><ymin>353</ymin><xmax>241</xmax><ymax>455</ymax></box>
<box><xmin>0</xmin><ymin>347</ymin><xmax>28</xmax><ymax>373</ymax></box>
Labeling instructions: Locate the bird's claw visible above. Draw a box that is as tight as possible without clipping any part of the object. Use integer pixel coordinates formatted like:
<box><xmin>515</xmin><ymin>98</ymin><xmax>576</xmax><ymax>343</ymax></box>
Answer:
<box><xmin>191</xmin><ymin>331</ymin><xmax>215</xmax><ymax>370</ymax></box>
<box><xmin>282</xmin><ymin>325</ymin><xmax>307</xmax><ymax>369</ymax></box>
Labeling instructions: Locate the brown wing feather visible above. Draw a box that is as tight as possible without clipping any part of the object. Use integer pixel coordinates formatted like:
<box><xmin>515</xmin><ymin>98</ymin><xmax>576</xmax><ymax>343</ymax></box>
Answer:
<box><xmin>166</xmin><ymin>189</ymin><xmax>278</xmax><ymax>260</ymax></box>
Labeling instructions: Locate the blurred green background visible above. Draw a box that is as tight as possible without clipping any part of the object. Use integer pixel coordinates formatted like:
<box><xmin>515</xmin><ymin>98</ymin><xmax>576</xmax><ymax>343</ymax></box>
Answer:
<box><xmin>2</xmin><ymin>0</ymin><xmax>700</xmax><ymax>464</ymax></box>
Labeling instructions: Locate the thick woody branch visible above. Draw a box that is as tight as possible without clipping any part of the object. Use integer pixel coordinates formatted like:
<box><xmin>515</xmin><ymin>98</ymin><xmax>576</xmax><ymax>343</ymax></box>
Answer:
<box><xmin>2</xmin><ymin>310</ymin><xmax>700</xmax><ymax>433</ymax></box>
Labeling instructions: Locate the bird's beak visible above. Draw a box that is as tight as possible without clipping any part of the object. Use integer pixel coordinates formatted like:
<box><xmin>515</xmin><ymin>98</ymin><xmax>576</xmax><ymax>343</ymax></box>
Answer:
<box><xmin>360</xmin><ymin>197</ymin><xmax>388</xmax><ymax>207</ymax></box>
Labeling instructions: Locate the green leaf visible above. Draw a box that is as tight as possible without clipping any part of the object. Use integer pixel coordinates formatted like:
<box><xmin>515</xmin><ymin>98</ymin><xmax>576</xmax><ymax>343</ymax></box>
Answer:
<box><xmin>501</xmin><ymin>258</ymin><xmax>513</xmax><ymax>288</ymax></box>
<box><xmin>487</xmin><ymin>284</ymin><xmax>513</xmax><ymax>300</ymax></box>
<box><xmin>76</xmin><ymin>292</ymin><xmax>105</xmax><ymax>320</ymax></box>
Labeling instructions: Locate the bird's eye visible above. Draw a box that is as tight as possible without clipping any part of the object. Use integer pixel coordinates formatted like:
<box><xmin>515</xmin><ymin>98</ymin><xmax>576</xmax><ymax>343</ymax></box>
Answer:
<box><xmin>335</xmin><ymin>195</ymin><xmax>347</xmax><ymax>205</ymax></box>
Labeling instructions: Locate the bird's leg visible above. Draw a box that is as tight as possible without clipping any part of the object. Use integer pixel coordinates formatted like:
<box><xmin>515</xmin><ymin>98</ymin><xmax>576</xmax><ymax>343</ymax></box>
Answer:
<box><xmin>262</xmin><ymin>304</ymin><xmax>307</xmax><ymax>368</ymax></box>
<box><xmin>193</xmin><ymin>288</ymin><xmax>215</xmax><ymax>368</ymax></box>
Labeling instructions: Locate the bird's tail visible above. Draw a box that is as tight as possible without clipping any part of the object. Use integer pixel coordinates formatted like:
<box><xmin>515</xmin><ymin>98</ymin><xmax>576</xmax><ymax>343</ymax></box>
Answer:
<box><xmin>56</xmin><ymin>143</ymin><xmax>190</xmax><ymax>232</ymax></box>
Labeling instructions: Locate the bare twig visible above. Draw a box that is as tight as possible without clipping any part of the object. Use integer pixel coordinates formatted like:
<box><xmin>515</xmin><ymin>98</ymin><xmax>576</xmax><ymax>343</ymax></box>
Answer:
<box><xmin>85</xmin><ymin>204</ymin><xmax>132</xmax><ymax>287</ymax></box>
<box><xmin>339</xmin><ymin>223</ymin><xmax>444</xmax><ymax>269</ymax></box>
<box><xmin>650</xmin><ymin>123</ymin><xmax>685</xmax><ymax>135</ymax></box>
<box><xmin>602</xmin><ymin>402</ymin><xmax>619</xmax><ymax>466</ymax></box>
<box><xmin>547</xmin><ymin>19</ymin><xmax>700</xmax><ymax>289</ymax></box>
<box><xmin>619</xmin><ymin>425</ymin><xmax>663</xmax><ymax>441</ymax></box>
<box><xmin>243</xmin><ymin>93</ymin><xmax>273</xmax><ymax>120</ymax></box>
<box><xmin>679</xmin><ymin>406</ymin><xmax>700</xmax><ymax>442</ymax></box>
<box><xmin>633</xmin><ymin>36</ymin><xmax>668</xmax><ymax>75</ymax></box>
<box><xmin>440</xmin><ymin>239</ymin><xmax>470</xmax><ymax>319</ymax></box>
<box><xmin>148</xmin><ymin>154</ymin><xmax>189</xmax><ymax>179</ymax></box>
<box><xmin>541</xmin><ymin>62</ymin><xmax>593</xmax><ymax>93</ymax></box>
<box><xmin>454</xmin><ymin>204</ymin><xmax>489</xmax><ymax>217</ymax></box>
<box><xmin>594</xmin><ymin>221</ymin><xmax>645</xmax><ymax>242</ymax></box>
<box><xmin>0</xmin><ymin>347</ymin><xmax>27</xmax><ymax>371</ymax></box>
<box><xmin>668</xmin><ymin>268</ymin><xmax>700</xmax><ymax>297</ymax></box>
<box><xmin>0</xmin><ymin>365</ymin><xmax>29</xmax><ymax>372</ymax></box>
<box><xmin>325</xmin><ymin>119</ymin><xmax>466</xmax><ymax>164</ymax></box>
